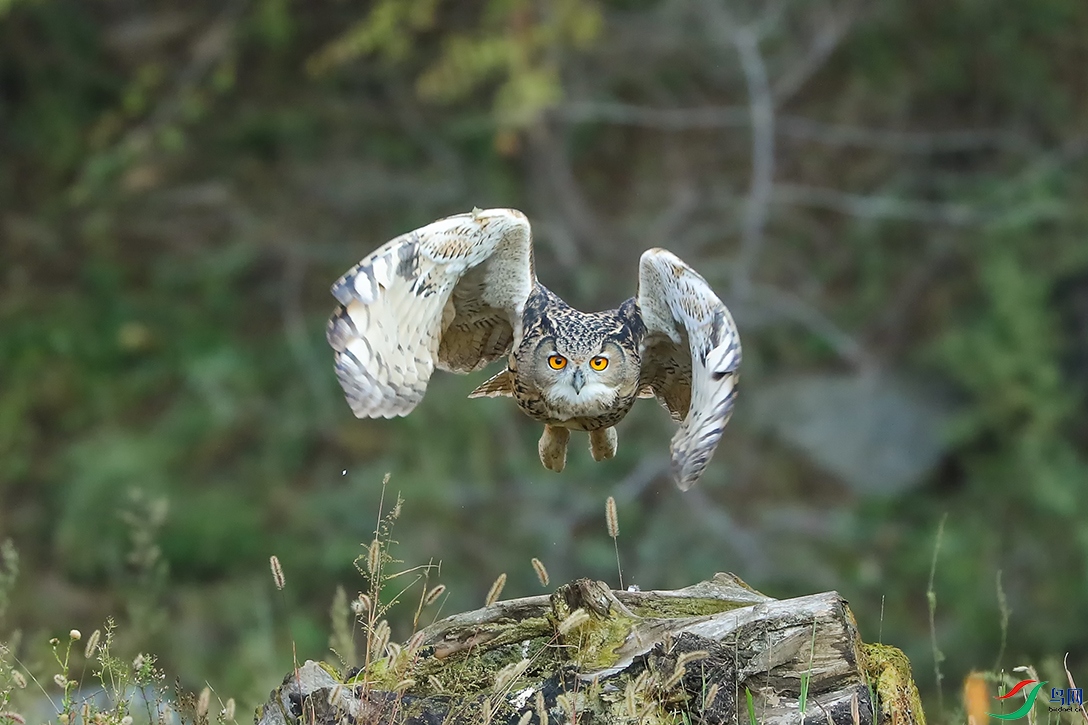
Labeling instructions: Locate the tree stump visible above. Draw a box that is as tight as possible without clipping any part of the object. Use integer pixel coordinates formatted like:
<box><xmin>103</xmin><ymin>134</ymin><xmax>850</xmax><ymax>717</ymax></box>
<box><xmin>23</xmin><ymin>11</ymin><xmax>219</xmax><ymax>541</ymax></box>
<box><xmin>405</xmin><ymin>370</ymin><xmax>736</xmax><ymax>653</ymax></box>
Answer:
<box><xmin>256</xmin><ymin>573</ymin><xmax>924</xmax><ymax>725</ymax></box>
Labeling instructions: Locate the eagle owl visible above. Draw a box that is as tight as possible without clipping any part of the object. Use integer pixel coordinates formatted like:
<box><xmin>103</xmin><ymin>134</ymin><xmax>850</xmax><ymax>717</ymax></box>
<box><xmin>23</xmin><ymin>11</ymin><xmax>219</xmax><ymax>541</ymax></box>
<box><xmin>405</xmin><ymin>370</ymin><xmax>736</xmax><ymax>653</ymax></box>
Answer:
<box><xmin>326</xmin><ymin>208</ymin><xmax>741</xmax><ymax>490</ymax></box>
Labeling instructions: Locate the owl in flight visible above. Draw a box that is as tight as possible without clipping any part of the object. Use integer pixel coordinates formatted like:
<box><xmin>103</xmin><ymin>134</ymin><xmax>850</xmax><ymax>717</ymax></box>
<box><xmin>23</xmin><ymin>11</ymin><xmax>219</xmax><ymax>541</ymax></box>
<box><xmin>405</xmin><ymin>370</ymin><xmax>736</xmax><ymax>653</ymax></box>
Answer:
<box><xmin>326</xmin><ymin>208</ymin><xmax>740</xmax><ymax>490</ymax></box>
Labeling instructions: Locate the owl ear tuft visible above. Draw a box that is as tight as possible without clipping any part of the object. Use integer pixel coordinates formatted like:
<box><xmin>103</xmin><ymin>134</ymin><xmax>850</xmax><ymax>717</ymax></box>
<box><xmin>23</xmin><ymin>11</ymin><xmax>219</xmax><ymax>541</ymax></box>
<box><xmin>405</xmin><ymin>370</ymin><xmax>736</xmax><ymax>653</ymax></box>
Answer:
<box><xmin>468</xmin><ymin>369</ymin><xmax>516</xmax><ymax>398</ymax></box>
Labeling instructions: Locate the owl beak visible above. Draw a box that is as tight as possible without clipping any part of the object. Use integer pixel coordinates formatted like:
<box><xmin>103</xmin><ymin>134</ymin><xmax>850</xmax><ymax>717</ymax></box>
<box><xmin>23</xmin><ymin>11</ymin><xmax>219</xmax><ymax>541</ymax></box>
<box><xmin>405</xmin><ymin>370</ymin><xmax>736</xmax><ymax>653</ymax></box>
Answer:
<box><xmin>571</xmin><ymin>368</ymin><xmax>585</xmax><ymax>394</ymax></box>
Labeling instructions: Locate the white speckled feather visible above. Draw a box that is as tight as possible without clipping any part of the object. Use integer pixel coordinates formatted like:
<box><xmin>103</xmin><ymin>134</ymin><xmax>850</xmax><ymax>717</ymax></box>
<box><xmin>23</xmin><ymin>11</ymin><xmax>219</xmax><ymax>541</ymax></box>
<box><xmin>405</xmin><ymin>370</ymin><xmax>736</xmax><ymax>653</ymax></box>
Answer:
<box><xmin>637</xmin><ymin>248</ymin><xmax>741</xmax><ymax>490</ymax></box>
<box><xmin>326</xmin><ymin>209</ymin><xmax>534</xmax><ymax>418</ymax></box>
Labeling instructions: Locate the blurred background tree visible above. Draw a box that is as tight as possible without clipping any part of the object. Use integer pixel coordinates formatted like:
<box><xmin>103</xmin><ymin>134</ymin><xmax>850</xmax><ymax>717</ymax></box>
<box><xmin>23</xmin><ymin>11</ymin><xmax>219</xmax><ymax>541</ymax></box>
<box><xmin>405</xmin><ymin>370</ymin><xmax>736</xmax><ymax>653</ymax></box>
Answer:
<box><xmin>1</xmin><ymin>0</ymin><xmax>1087</xmax><ymax>720</ymax></box>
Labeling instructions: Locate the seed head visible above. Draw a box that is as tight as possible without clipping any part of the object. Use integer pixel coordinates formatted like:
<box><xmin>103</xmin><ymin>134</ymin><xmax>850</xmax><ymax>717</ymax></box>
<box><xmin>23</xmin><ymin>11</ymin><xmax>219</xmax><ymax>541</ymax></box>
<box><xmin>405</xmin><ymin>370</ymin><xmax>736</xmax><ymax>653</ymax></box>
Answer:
<box><xmin>423</xmin><ymin>584</ymin><xmax>445</xmax><ymax>607</ymax></box>
<box><xmin>624</xmin><ymin>680</ymin><xmax>638</xmax><ymax>717</ymax></box>
<box><xmin>53</xmin><ymin>674</ymin><xmax>67</xmax><ymax>688</ymax></box>
<box><xmin>371</xmin><ymin>620</ymin><xmax>390</xmax><ymax>656</ymax></box>
<box><xmin>84</xmin><ymin>629</ymin><xmax>101</xmax><ymax>659</ymax></box>
<box><xmin>269</xmin><ymin>555</ymin><xmax>285</xmax><ymax>590</ymax></box>
<box><xmin>196</xmin><ymin>687</ymin><xmax>211</xmax><ymax>719</ymax></box>
<box><xmin>485</xmin><ymin>573</ymin><xmax>507</xmax><ymax>606</ymax></box>
<box><xmin>407</xmin><ymin>630</ymin><xmax>427</xmax><ymax>652</ymax></box>
<box><xmin>664</xmin><ymin>666</ymin><xmax>686</xmax><ymax>690</ymax></box>
<box><xmin>493</xmin><ymin>658</ymin><xmax>531</xmax><ymax>692</ymax></box>
<box><xmin>0</xmin><ymin>712</ymin><xmax>26</xmax><ymax>725</ymax></box>
<box><xmin>531</xmin><ymin>558</ymin><xmax>549</xmax><ymax>588</ymax></box>
<box><xmin>606</xmin><ymin>496</ymin><xmax>619</xmax><ymax>539</ymax></box>
<box><xmin>703</xmin><ymin>683</ymin><xmax>720</xmax><ymax>711</ymax></box>
<box><xmin>535</xmin><ymin>690</ymin><xmax>548</xmax><ymax>725</ymax></box>
<box><xmin>11</xmin><ymin>670</ymin><xmax>26</xmax><ymax>689</ymax></box>
<box><xmin>675</xmin><ymin>650</ymin><xmax>709</xmax><ymax>670</ymax></box>
<box><xmin>555</xmin><ymin>694</ymin><xmax>575</xmax><ymax>719</ymax></box>
<box><xmin>367</xmin><ymin>540</ymin><xmax>381</xmax><ymax>577</ymax></box>
<box><xmin>557</xmin><ymin>608</ymin><xmax>590</xmax><ymax>636</ymax></box>
<box><xmin>69</xmin><ymin>629</ymin><xmax>81</xmax><ymax>641</ymax></box>
<box><xmin>223</xmin><ymin>699</ymin><xmax>236</xmax><ymax>721</ymax></box>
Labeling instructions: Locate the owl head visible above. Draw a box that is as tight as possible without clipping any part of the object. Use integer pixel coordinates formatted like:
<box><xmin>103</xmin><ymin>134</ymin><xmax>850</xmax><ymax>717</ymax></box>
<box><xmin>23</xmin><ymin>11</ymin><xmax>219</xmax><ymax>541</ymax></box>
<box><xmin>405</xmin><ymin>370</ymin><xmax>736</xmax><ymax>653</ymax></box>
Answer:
<box><xmin>520</xmin><ymin>316</ymin><xmax>641</xmax><ymax>415</ymax></box>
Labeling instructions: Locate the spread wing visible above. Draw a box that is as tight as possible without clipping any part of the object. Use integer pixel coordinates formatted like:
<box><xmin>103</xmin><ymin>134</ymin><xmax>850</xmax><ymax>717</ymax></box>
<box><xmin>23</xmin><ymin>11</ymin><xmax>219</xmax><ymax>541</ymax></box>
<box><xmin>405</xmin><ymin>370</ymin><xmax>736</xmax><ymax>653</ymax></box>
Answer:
<box><xmin>326</xmin><ymin>208</ymin><xmax>535</xmax><ymax>418</ymax></box>
<box><xmin>637</xmin><ymin>248</ymin><xmax>741</xmax><ymax>490</ymax></box>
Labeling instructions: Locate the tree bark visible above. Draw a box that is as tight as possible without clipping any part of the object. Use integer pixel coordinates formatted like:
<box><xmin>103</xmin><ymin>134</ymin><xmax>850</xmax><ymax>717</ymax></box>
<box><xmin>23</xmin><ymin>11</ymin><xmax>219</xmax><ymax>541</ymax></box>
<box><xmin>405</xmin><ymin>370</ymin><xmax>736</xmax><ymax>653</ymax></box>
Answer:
<box><xmin>256</xmin><ymin>573</ymin><xmax>924</xmax><ymax>725</ymax></box>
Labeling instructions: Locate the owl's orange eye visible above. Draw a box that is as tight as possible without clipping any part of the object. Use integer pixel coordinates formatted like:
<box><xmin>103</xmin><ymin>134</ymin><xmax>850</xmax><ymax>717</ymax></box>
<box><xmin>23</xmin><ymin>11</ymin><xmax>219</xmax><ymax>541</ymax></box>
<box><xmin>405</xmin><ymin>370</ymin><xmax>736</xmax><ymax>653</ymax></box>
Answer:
<box><xmin>590</xmin><ymin>356</ymin><xmax>609</xmax><ymax>371</ymax></box>
<box><xmin>548</xmin><ymin>354</ymin><xmax>567</xmax><ymax>370</ymax></box>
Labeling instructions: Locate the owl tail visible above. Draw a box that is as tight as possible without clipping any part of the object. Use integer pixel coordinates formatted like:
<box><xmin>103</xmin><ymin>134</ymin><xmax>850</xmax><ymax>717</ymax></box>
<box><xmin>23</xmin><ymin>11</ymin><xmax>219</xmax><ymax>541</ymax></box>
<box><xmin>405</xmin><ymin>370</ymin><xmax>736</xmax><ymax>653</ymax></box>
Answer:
<box><xmin>467</xmin><ymin>369</ymin><xmax>516</xmax><ymax>398</ymax></box>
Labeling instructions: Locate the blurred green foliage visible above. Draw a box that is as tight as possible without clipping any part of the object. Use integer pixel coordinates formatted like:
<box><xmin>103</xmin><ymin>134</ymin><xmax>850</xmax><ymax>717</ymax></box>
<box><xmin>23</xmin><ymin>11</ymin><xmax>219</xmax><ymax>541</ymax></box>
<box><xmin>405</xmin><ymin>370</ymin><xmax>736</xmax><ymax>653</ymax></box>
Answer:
<box><xmin>1</xmin><ymin>0</ymin><xmax>1087</xmax><ymax>721</ymax></box>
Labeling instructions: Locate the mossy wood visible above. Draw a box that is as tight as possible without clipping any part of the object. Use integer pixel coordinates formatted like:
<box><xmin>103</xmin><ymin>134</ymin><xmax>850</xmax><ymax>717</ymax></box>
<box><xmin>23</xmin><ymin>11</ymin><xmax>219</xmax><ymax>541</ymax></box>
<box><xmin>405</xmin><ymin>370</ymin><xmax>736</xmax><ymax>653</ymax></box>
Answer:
<box><xmin>257</xmin><ymin>573</ymin><xmax>923</xmax><ymax>725</ymax></box>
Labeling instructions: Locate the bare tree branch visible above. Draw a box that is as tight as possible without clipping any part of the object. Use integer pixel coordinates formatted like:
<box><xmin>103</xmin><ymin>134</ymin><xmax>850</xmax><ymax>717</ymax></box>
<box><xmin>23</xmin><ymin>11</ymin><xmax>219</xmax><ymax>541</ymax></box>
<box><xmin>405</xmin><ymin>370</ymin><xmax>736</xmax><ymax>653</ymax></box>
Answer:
<box><xmin>525</xmin><ymin>121</ymin><xmax>615</xmax><ymax>268</ymax></box>
<box><xmin>727</xmin><ymin>25</ymin><xmax>776</xmax><ymax>299</ymax></box>
<box><xmin>772</xmin><ymin>0</ymin><xmax>863</xmax><ymax>105</ymax></box>
<box><xmin>734</xmin><ymin>282</ymin><xmax>875</xmax><ymax>369</ymax></box>
<box><xmin>557</xmin><ymin>102</ymin><xmax>1031</xmax><ymax>154</ymax></box>
<box><xmin>693</xmin><ymin>0</ymin><xmax>776</xmax><ymax>299</ymax></box>
<box><xmin>773</xmin><ymin>184</ymin><xmax>979</xmax><ymax>224</ymax></box>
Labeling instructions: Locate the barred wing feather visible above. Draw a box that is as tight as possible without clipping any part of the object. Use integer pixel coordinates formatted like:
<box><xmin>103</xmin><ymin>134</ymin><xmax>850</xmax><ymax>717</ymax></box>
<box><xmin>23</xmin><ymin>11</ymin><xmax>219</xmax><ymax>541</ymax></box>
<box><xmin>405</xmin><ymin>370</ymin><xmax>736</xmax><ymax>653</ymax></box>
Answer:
<box><xmin>326</xmin><ymin>209</ymin><xmax>534</xmax><ymax>418</ymax></box>
<box><xmin>637</xmin><ymin>248</ymin><xmax>741</xmax><ymax>490</ymax></box>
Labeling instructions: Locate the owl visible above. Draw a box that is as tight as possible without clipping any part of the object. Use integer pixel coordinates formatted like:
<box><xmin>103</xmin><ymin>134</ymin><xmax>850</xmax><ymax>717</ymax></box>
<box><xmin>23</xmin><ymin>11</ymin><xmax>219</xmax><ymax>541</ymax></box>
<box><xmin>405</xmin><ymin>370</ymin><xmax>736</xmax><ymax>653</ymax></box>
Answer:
<box><xmin>326</xmin><ymin>208</ymin><xmax>741</xmax><ymax>490</ymax></box>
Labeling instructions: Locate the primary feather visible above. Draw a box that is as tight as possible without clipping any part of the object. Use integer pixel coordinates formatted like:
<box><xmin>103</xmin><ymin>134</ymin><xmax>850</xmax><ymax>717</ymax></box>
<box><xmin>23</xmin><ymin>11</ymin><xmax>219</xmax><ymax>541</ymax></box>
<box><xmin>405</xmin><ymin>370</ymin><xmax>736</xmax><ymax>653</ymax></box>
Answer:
<box><xmin>326</xmin><ymin>208</ymin><xmax>534</xmax><ymax>418</ymax></box>
<box><xmin>637</xmin><ymin>249</ymin><xmax>741</xmax><ymax>490</ymax></box>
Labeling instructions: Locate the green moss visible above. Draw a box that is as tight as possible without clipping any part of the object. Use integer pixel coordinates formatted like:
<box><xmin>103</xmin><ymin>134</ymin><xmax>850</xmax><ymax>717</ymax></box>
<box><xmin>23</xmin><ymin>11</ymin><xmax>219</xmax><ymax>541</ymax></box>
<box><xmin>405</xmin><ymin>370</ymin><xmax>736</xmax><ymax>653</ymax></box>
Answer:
<box><xmin>862</xmin><ymin>643</ymin><xmax>927</xmax><ymax>725</ymax></box>
<box><xmin>625</xmin><ymin>597</ymin><xmax>752</xmax><ymax>619</ymax></box>
<box><xmin>316</xmin><ymin>660</ymin><xmax>342</xmax><ymax>680</ymax></box>
<box><xmin>565</xmin><ymin>611</ymin><xmax>637</xmax><ymax>671</ymax></box>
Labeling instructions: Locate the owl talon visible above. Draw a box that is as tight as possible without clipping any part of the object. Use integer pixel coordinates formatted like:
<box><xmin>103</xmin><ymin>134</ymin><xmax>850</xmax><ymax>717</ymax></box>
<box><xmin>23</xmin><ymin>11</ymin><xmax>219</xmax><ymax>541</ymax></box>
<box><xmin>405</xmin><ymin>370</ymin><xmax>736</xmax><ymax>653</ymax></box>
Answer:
<box><xmin>538</xmin><ymin>425</ymin><xmax>570</xmax><ymax>472</ymax></box>
<box><xmin>589</xmin><ymin>427</ymin><xmax>618</xmax><ymax>461</ymax></box>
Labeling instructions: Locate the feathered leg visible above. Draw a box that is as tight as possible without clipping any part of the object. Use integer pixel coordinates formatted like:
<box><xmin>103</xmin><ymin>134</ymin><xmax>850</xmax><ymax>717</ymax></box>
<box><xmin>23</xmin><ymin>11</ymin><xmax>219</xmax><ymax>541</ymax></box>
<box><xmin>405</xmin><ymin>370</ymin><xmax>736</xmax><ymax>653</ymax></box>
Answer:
<box><xmin>538</xmin><ymin>425</ymin><xmax>570</xmax><ymax>472</ymax></box>
<box><xmin>589</xmin><ymin>427</ymin><xmax>617</xmax><ymax>461</ymax></box>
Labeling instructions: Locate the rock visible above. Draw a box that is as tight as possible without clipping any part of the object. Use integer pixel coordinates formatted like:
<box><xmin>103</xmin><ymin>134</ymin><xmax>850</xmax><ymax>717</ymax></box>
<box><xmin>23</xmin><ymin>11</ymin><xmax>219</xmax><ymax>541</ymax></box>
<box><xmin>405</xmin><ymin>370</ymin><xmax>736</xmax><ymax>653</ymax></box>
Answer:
<box><xmin>749</xmin><ymin>374</ymin><xmax>953</xmax><ymax>496</ymax></box>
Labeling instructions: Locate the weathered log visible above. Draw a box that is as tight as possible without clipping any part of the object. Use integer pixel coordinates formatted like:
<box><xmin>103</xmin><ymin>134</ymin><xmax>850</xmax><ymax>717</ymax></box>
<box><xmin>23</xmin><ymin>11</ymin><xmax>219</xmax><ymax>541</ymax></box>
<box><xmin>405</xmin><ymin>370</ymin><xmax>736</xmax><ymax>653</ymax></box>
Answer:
<box><xmin>256</xmin><ymin>573</ymin><xmax>924</xmax><ymax>725</ymax></box>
